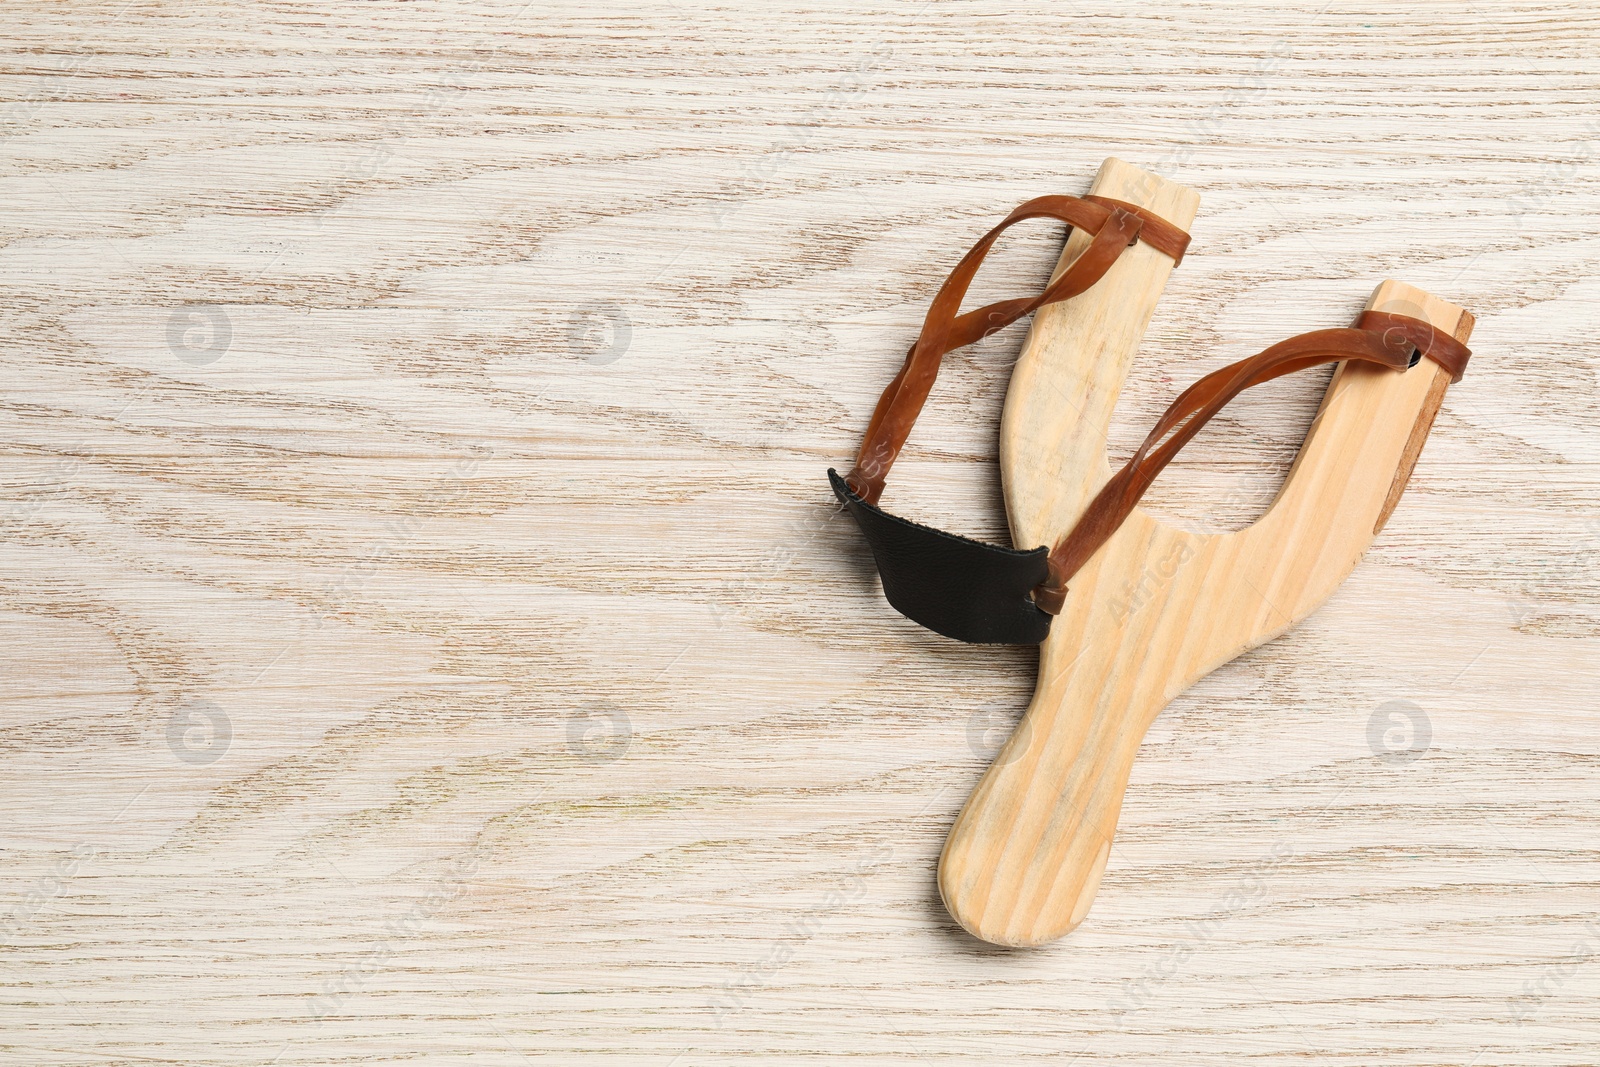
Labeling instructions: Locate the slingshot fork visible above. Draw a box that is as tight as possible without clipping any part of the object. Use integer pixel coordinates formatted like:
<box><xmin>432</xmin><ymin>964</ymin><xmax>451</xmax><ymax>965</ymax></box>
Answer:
<box><xmin>937</xmin><ymin>159</ymin><xmax>1476</xmax><ymax>947</ymax></box>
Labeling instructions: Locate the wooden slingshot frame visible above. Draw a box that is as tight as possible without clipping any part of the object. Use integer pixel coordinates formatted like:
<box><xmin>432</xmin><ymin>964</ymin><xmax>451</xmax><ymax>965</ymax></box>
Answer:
<box><xmin>937</xmin><ymin>158</ymin><xmax>1476</xmax><ymax>947</ymax></box>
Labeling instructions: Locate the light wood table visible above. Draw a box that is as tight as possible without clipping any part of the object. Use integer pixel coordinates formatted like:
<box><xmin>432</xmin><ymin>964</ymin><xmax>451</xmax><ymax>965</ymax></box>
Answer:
<box><xmin>2</xmin><ymin>3</ymin><xmax>1597</xmax><ymax>1063</ymax></box>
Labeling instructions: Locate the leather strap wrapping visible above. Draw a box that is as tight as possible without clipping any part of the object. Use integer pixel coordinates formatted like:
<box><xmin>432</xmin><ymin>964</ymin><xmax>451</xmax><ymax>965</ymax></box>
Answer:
<box><xmin>831</xmin><ymin>193</ymin><xmax>1470</xmax><ymax>644</ymax></box>
<box><xmin>828</xmin><ymin>470</ymin><xmax>1052</xmax><ymax>644</ymax></box>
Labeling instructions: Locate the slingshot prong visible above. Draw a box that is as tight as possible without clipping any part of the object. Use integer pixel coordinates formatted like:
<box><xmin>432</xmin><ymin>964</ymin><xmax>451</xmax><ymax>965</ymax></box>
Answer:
<box><xmin>999</xmin><ymin>157</ymin><xmax>1199</xmax><ymax>549</ymax></box>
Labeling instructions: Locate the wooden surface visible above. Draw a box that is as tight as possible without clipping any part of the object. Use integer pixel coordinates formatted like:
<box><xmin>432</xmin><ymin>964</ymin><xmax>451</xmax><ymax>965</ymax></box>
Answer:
<box><xmin>2</xmin><ymin>2</ymin><xmax>1598</xmax><ymax>1063</ymax></box>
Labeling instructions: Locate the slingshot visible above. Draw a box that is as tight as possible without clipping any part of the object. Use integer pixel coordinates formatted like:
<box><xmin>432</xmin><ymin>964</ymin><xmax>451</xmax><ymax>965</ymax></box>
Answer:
<box><xmin>830</xmin><ymin>158</ymin><xmax>1475</xmax><ymax>947</ymax></box>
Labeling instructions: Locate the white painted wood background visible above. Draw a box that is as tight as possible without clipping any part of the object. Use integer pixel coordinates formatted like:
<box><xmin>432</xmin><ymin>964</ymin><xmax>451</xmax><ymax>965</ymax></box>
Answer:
<box><xmin>2</xmin><ymin>2</ymin><xmax>1597</xmax><ymax>1063</ymax></box>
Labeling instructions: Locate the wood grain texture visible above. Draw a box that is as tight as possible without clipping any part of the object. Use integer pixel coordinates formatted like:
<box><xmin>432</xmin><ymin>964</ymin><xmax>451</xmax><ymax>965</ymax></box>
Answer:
<box><xmin>2</xmin><ymin>2</ymin><xmax>1599</xmax><ymax>1064</ymax></box>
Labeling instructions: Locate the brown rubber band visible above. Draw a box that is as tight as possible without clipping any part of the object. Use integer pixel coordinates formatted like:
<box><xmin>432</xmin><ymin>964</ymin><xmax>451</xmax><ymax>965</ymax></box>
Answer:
<box><xmin>1083</xmin><ymin>195</ymin><xmax>1191</xmax><ymax>264</ymax></box>
<box><xmin>844</xmin><ymin>194</ymin><xmax>1189</xmax><ymax>504</ymax></box>
<box><xmin>1033</xmin><ymin>310</ymin><xmax>1471</xmax><ymax>612</ymax></box>
<box><xmin>838</xmin><ymin>191</ymin><xmax>1470</xmax><ymax>621</ymax></box>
